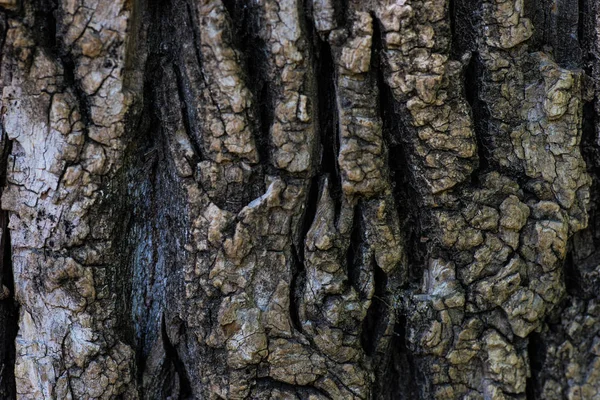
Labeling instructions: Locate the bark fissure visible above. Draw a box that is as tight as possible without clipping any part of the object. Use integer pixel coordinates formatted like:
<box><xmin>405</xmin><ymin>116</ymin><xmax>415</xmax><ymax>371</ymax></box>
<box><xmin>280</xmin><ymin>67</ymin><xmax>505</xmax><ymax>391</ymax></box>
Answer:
<box><xmin>464</xmin><ymin>52</ymin><xmax>492</xmax><ymax>175</ymax></box>
<box><xmin>525</xmin><ymin>331</ymin><xmax>544</xmax><ymax>400</ymax></box>
<box><xmin>0</xmin><ymin>134</ymin><xmax>16</xmax><ymax>399</ymax></box>
<box><xmin>380</xmin><ymin>316</ymin><xmax>422</xmax><ymax>400</ymax></box>
<box><xmin>233</xmin><ymin>2</ymin><xmax>272</xmax><ymax>169</ymax></box>
<box><xmin>161</xmin><ymin>316</ymin><xmax>192</xmax><ymax>398</ymax></box>
<box><xmin>315</xmin><ymin>38</ymin><xmax>342</xmax><ymax>212</ymax></box>
<box><xmin>375</xmin><ymin>51</ymin><xmax>422</xmax><ymax>283</ymax></box>
<box><xmin>346</xmin><ymin>205</ymin><xmax>362</xmax><ymax>294</ymax></box>
<box><xmin>289</xmin><ymin>244</ymin><xmax>305</xmax><ymax>333</ymax></box>
<box><xmin>253</xmin><ymin>377</ymin><xmax>334</xmax><ymax>400</ymax></box>
<box><xmin>360</xmin><ymin>260</ymin><xmax>387</xmax><ymax>356</ymax></box>
<box><xmin>172</xmin><ymin>61</ymin><xmax>203</xmax><ymax>161</ymax></box>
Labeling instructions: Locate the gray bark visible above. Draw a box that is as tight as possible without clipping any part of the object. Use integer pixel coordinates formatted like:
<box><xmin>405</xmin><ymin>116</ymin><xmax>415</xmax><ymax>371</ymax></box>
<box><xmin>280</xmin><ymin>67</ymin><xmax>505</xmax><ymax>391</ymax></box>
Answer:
<box><xmin>0</xmin><ymin>0</ymin><xmax>599</xmax><ymax>399</ymax></box>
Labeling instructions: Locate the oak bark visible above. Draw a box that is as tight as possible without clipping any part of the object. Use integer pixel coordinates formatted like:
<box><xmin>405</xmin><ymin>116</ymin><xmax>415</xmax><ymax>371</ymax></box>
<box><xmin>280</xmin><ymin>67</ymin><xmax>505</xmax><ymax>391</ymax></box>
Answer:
<box><xmin>0</xmin><ymin>0</ymin><xmax>599</xmax><ymax>399</ymax></box>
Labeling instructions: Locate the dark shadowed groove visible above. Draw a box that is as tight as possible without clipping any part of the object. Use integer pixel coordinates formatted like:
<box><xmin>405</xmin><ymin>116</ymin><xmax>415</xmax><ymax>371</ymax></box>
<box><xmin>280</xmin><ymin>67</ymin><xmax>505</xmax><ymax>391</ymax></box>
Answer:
<box><xmin>190</xmin><ymin>0</ymin><xmax>271</xmax><ymax>169</ymax></box>
<box><xmin>563</xmin><ymin>245</ymin><xmax>585</xmax><ymax>297</ymax></box>
<box><xmin>145</xmin><ymin>2</ymin><xmax>234</xmax><ymax>396</ymax></box>
<box><xmin>372</xmin><ymin>15</ymin><xmax>424</xmax><ymax>284</ymax></box>
<box><xmin>450</xmin><ymin>0</ymin><xmax>477</xmax><ymax>58</ymax></box>
<box><xmin>221</xmin><ymin>0</ymin><xmax>236</xmax><ymax>21</ymax></box>
<box><xmin>346</xmin><ymin>206</ymin><xmax>362</xmax><ymax>294</ymax></box>
<box><xmin>452</xmin><ymin>0</ymin><xmax>492</xmax><ymax>178</ymax></box>
<box><xmin>0</xmin><ymin>12</ymin><xmax>15</xmax><ymax>396</ymax></box>
<box><xmin>255</xmin><ymin>71</ymin><xmax>273</xmax><ymax>169</ymax></box>
<box><xmin>577</xmin><ymin>0</ymin><xmax>598</xmax><ymax>72</ymax></box>
<box><xmin>161</xmin><ymin>316</ymin><xmax>192</xmax><ymax>398</ymax></box>
<box><xmin>579</xmin><ymin>0</ymin><xmax>599</xmax><ymax>171</ymax></box>
<box><xmin>31</xmin><ymin>0</ymin><xmax>57</xmax><ymax>50</ymax></box>
<box><xmin>582</xmin><ymin>100</ymin><xmax>598</xmax><ymax>164</ymax></box>
<box><xmin>161</xmin><ymin>0</ymin><xmax>205</xmax><ymax>161</ymax></box>
<box><xmin>572</xmin><ymin>99</ymin><xmax>600</xmax><ymax>299</ymax></box>
<box><xmin>59</xmin><ymin>55</ymin><xmax>92</xmax><ymax>130</ymax></box>
<box><xmin>289</xmin><ymin>244</ymin><xmax>306</xmax><ymax>333</ymax></box>
<box><xmin>0</xmin><ymin>133</ymin><xmax>16</xmax><ymax>399</ymax></box>
<box><xmin>523</xmin><ymin>0</ymin><xmax>546</xmax><ymax>53</ymax></box>
<box><xmin>524</xmin><ymin>0</ymin><xmax>582</xmax><ymax>66</ymax></box>
<box><xmin>370</xmin><ymin>18</ymin><xmax>424</xmax><ymax>398</ymax></box>
<box><xmin>315</xmin><ymin>37</ymin><xmax>343</xmax><ymax>215</ymax></box>
<box><xmin>126</xmin><ymin>8</ymin><xmax>162</xmax><ymax>383</ymax></box>
<box><xmin>254</xmin><ymin>377</ymin><xmax>334</xmax><ymax>400</ymax></box>
<box><xmin>336</xmin><ymin>0</ymin><xmax>349</xmax><ymax>27</ymax></box>
<box><xmin>575</xmin><ymin>0</ymin><xmax>600</xmax><ymax>299</ymax></box>
<box><xmin>360</xmin><ymin>260</ymin><xmax>388</xmax><ymax>356</ymax></box>
<box><xmin>358</xmin><ymin>19</ymin><xmax>394</xmax><ymax>358</ymax></box>
<box><xmin>578</xmin><ymin>0</ymin><xmax>586</xmax><ymax>54</ymax></box>
<box><xmin>372</xmin><ymin>316</ymin><xmax>422</xmax><ymax>400</ymax></box>
<box><xmin>118</xmin><ymin>0</ymin><xmax>186</xmax><ymax>392</ymax></box>
<box><xmin>464</xmin><ymin>52</ymin><xmax>491</xmax><ymax>178</ymax></box>
<box><xmin>31</xmin><ymin>0</ymin><xmax>94</xmax><ymax>131</ymax></box>
<box><xmin>289</xmin><ymin>174</ymin><xmax>321</xmax><ymax>333</ymax></box>
<box><xmin>448</xmin><ymin>0</ymin><xmax>456</xmax><ymax>53</ymax></box>
<box><xmin>172</xmin><ymin>62</ymin><xmax>203</xmax><ymax>161</ymax></box>
<box><xmin>231</xmin><ymin>1</ymin><xmax>272</xmax><ymax>167</ymax></box>
<box><xmin>526</xmin><ymin>331</ymin><xmax>544</xmax><ymax>400</ymax></box>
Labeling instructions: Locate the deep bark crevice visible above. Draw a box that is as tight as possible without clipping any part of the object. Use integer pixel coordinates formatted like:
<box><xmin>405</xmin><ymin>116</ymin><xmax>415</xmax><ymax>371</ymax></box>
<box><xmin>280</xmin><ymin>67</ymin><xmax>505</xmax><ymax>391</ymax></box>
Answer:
<box><xmin>161</xmin><ymin>316</ymin><xmax>192</xmax><ymax>399</ymax></box>
<box><xmin>59</xmin><ymin>54</ymin><xmax>92</xmax><ymax>132</ymax></box>
<box><xmin>289</xmin><ymin>244</ymin><xmax>306</xmax><ymax>333</ymax></box>
<box><xmin>232</xmin><ymin>2</ymin><xmax>272</xmax><ymax>169</ymax></box>
<box><xmin>30</xmin><ymin>0</ymin><xmax>57</xmax><ymax>51</ymax></box>
<box><xmin>346</xmin><ymin>205</ymin><xmax>362</xmax><ymax>294</ymax></box>
<box><xmin>578</xmin><ymin>0</ymin><xmax>586</xmax><ymax>53</ymax></box>
<box><xmin>450</xmin><ymin>0</ymin><xmax>477</xmax><ymax>59</ymax></box>
<box><xmin>315</xmin><ymin>37</ymin><xmax>342</xmax><ymax>215</ymax></box>
<box><xmin>172</xmin><ymin>61</ymin><xmax>203</xmax><ymax>161</ymax></box>
<box><xmin>290</xmin><ymin>174</ymin><xmax>321</xmax><ymax>333</ymax></box>
<box><xmin>526</xmin><ymin>331</ymin><xmax>544</xmax><ymax>400</ymax></box>
<box><xmin>373</xmin><ymin>315</ymin><xmax>422</xmax><ymax>400</ymax></box>
<box><xmin>448</xmin><ymin>0</ymin><xmax>457</xmax><ymax>54</ymax></box>
<box><xmin>372</xmin><ymin>18</ymin><xmax>425</xmax><ymax>285</ymax></box>
<box><xmin>336</xmin><ymin>0</ymin><xmax>349</xmax><ymax>28</ymax></box>
<box><xmin>221</xmin><ymin>0</ymin><xmax>236</xmax><ymax>22</ymax></box>
<box><xmin>464</xmin><ymin>52</ymin><xmax>491</xmax><ymax>178</ymax></box>
<box><xmin>0</xmin><ymin>162</ymin><xmax>16</xmax><ymax>400</ymax></box>
<box><xmin>563</xmin><ymin>245</ymin><xmax>585</xmax><ymax>297</ymax></box>
<box><xmin>31</xmin><ymin>0</ymin><xmax>93</xmax><ymax>132</ymax></box>
<box><xmin>581</xmin><ymin>98</ymin><xmax>599</xmax><ymax>172</ymax></box>
<box><xmin>255</xmin><ymin>73</ymin><xmax>273</xmax><ymax>170</ymax></box>
<box><xmin>360</xmin><ymin>260</ymin><xmax>388</xmax><ymax>356</ymax></box>
<box><xmin>253</xmin><ymin>377</ymin><xmax>334</xmax><ymax>400</ymax></box>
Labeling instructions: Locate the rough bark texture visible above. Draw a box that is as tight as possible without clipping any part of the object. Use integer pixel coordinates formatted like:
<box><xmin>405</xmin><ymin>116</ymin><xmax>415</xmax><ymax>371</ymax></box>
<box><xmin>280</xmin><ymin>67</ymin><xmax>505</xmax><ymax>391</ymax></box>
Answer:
<box><xmin>0</xmin><ymin>0</ymin><xmax>599</xmax><ymax>399</ymax></box>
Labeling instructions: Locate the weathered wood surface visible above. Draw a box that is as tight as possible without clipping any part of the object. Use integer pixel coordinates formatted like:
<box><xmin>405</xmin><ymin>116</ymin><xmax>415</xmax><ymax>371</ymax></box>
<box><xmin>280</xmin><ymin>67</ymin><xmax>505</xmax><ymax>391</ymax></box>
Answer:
<box><xmin>0</xmin><ymin>0</ymin><xmax>598</xmax><ymax>399</ymax></box>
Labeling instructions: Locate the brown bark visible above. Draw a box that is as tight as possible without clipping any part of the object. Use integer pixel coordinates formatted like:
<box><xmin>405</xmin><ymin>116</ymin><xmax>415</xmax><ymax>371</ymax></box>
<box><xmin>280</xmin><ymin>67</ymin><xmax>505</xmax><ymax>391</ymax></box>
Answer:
<box><xmin>0</xmin><ymin>0</ymin><xmax>598</xmax><ymax>399</ymax></box>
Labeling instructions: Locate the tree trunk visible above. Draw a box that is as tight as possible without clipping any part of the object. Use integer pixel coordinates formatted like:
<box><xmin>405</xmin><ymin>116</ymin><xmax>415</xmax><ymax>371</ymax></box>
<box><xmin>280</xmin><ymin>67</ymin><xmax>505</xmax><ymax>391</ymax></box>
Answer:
<box><xmin>0</xmin><ymin>0</ymin><xmax>599</xmax><ymax>398</ymax></box>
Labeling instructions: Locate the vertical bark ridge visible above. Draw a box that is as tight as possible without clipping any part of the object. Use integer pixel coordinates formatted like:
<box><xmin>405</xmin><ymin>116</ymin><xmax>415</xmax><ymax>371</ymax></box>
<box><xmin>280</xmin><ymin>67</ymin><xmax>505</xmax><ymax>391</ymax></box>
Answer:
<box><xmin>0</xmin><ymin>0</ymin><xmax>148</xmax><ymax>398</ymax></box>
<box><xmin>377</xmin><ymin>0</ymin><xmax>592</xmax><ymax>397</ymax></box>
<box><xmin>185</xmin><ymin>0</ymin><xmax>264</xmax><ymax>213</ymax></box>
<box><xmin>522</xmin><ymin>0</ymin><xmax>600</xmax><ymax>398</ymax></box>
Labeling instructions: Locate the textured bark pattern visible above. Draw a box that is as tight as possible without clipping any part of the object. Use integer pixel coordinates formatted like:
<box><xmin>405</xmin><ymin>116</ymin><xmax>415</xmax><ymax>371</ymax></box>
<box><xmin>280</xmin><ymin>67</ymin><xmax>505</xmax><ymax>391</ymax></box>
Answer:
<box><xmin>0</xmin><ymin>0</ymin><xmax>598</xmax><ymax>399</ymax></box>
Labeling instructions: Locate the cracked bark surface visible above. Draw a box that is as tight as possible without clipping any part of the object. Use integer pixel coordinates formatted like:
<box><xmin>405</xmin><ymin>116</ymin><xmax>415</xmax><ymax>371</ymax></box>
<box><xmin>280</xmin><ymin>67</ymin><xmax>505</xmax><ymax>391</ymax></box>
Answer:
<box><xmin>0</xmin><ymin>0</ymin><xmax>599</xmax><ymax>399</ymax></box>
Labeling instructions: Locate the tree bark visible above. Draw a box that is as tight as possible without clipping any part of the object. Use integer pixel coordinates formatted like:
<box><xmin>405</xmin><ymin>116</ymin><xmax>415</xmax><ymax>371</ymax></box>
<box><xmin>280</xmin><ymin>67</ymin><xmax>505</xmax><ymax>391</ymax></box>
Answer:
<box><xmin>0</xmin><ymin>0</ymin><xmax>599</xmax><ymax>399</ymax></box>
